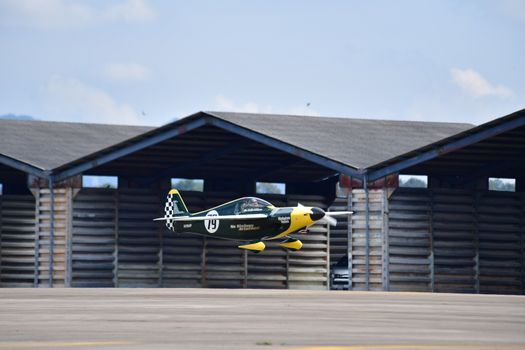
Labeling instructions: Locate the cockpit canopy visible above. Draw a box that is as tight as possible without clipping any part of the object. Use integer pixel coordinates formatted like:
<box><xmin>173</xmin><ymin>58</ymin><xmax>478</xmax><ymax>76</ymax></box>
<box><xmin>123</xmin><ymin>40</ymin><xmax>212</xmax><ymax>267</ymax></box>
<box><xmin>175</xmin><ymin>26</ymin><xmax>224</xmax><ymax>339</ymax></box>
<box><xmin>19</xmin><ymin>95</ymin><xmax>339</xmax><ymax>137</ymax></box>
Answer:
<box><xmin>235</xmin><ymin>197</ymin><xmax>272</xmax><ymax>214</ymax></box>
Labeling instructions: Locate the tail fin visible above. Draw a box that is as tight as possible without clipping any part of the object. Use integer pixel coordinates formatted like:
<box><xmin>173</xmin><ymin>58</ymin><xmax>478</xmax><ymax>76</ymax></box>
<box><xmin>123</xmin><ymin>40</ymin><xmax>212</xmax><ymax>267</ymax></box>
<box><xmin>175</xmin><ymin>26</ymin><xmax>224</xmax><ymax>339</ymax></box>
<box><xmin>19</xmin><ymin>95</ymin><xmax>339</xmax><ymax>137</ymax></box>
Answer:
<box><xmin>164</xmin><ymin>189</ymin><xmax>189</xmax><ymax>230</ymax></box>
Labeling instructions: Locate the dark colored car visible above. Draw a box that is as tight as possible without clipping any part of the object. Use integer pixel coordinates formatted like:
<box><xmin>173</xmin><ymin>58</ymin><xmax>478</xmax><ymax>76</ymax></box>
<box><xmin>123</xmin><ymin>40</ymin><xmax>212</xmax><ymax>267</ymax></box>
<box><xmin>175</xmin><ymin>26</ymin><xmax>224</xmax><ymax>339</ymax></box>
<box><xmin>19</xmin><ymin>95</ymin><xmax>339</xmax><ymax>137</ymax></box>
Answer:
<box><xmin>330</xmin><ymin>255</ymin><xmax>349</xmax><ymax>290</ymax></box>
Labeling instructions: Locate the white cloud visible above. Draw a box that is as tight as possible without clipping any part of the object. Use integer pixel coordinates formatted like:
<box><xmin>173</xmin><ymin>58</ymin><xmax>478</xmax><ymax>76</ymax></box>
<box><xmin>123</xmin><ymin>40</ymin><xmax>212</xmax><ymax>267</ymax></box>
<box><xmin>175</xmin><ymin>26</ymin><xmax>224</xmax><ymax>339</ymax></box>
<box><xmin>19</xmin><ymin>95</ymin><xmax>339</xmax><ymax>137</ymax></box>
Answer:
<box><xmin>46</xmin><ymin>76</ymin><xmax>143</xmax><ymax>125</ymax></box>
<box><xmin>0</xmin><ymin>0</ymin><xmax>155</xmax><ymax>28</ymax></box>
<box><xmin>104</xmin><ymin>62</ymin><xmax>150</xmax><ymax>81</ymax></box>
<box><xmin>103</xmin><ymin>0</ymin><xmax>155</xmax><ymax>22</ymax></box>
<box><xmin>451</xmin><ymin>68</ymin><xmax>513</xmax><ymax>98</ymax></box>
<box><xmin>501</xmin><ymin>0</ymin><xmax>525</xmax><ymax>21</ymax></box>
<box><xmin>215</xmin><ymin>95</ymin><xmax>273</xmax><ymax>114</ymax></box>
<box><xmin>214</xmin><ymin>95</ymin><xmax>320</xmax><ymax>116</ymax></box>
<box><xmin>0</xmin><ymin>0</ymin><xmax>94</xmax><ymax>28</ymax></box>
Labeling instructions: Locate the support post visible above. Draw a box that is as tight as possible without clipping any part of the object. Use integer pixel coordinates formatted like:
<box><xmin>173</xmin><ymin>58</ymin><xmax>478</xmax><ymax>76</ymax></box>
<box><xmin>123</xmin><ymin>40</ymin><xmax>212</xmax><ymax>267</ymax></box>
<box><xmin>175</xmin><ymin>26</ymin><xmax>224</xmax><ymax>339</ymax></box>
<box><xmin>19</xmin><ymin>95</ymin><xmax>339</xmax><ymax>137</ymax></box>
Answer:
<box><xmin>347</xmin><ymin>185</ymin><xmax>353</xmax><ymax>290</ymax></box>
<box><xmin>521</xmin><ymin>193</ymin><xmax>525</xmax><ymax>295</ymax></box>
<box><xmin>381</xmin><ymin>187</ymin><xmax>389</xmax><ymax>291</ymax></box>
<box><xmin>158</xmin><ymin>233</ymin><xmax>164</xmax><ymax>288</ymax></box>
<box><xmin>0</xmin><ymin>196</ymin><xmax>2</xmax><ymax>287</ymax></box>
<box><xmin>157</xmin><ymin>187</ymin><xmax>163</xmax><ymax>288</ymax></box>
<box><xmin>158</xmin><ymin>218</ymin><xmax>164</xmax><ymax>288</ymax></box>
<box><xmin>201</xmin><ymin>237</ymin><xmax>207</xmax><ymax>287</ymax></box>
<box><xmin>364</xmin><ymin>174</ymin><xmax>370</xmax><ymax>291</ymax></box>
<box><xmin>49</xmin><ymin>178</ymin><xmax>54</xmax><ymax>287</ymax></box>
<box><xmin>474</xmin><ymin>192</ymin><xmax>480</xmax><ymax>294</ymax></box>
<box><xmin>326</xmin><ymin>218</ymin><xmax>331</xmax><ymax>291</ymax></box>
<box><xmin>429</xmin><ymin>190</ymin><xmax>435</xmax><ymax>292</ymax></box>
<box><xmin>113</xmin><ymin>190</ymin><xmax>119</xmax><ymax>287</ymax></box>
<box><xmin>243</xmin><ymin>250</ymin><xmax>248</xmax><ymax>289</ymax></box>
<box><xmin>33</xmin><ymin>189</ymin><xmax>40</xmax><ymax>287</ymax></box>
<box><xmin>65</xmin><ymin>188</ymin><xmax>73</xmax><ymax>287</ymax></box>
<box><xmin>285</xmin><ymin>248</ymin><xmax>290</xmax><ymax>289</ymax></box>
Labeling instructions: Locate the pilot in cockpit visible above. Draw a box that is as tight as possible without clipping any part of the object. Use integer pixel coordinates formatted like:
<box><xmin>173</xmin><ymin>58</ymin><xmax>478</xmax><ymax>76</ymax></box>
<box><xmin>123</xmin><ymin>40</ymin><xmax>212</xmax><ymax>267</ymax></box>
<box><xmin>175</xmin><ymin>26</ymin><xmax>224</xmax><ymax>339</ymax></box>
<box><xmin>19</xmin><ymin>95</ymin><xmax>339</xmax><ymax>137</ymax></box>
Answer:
<box><xmin>235</xmin><ymin>198</ymin><xmax>265</xmax><ymax>214</ymax></box>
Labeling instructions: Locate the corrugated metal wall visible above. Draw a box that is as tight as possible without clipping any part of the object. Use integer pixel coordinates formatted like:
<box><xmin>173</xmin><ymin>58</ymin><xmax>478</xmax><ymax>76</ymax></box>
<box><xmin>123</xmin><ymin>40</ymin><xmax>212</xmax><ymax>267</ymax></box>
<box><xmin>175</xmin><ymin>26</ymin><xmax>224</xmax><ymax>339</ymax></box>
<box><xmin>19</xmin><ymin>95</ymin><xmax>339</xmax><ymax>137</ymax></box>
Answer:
<box><xmin>2</xmin><ymin>186</ymin><xmax>523</xmax><ymax>293</ymax></box>
<box><xmin>0</xmin><ymin>189</ymin><xmax>74</xmax><ymax>288</ymax></box>
<box><xmin>0</xmin><ymin>195</ymin><xmax>36</xmax><ymax>287</ymax></box>
<box><xmin>71</xmin><ymin>188</ymin><xmax>116</xmax><ymax>287</ymax></box>
<box><xmin>388</xmin><ymin>188</ymin><xmax>525</xmax><ymax>294</ymax></box>
<box><xmin>70</xmin><ymin>188</ymin><xmax>329</xmax><ymax>289</ymax></box>
<box><xmin>387</xmin><ymin>188</ymin><xmax>431</xmax><ymax>291</ymax></box>
<box><xmin>328</xmin><ymin>189</ymin><xmax>387</xmax><ymax>291</ymax></box>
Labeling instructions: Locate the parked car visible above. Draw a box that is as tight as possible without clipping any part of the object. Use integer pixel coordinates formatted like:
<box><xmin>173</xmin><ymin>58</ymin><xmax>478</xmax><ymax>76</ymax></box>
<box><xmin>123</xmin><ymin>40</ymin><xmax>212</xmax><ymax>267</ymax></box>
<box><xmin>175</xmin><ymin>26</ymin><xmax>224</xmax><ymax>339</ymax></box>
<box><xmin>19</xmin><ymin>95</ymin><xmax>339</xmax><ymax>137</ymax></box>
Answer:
<box><xmin>330</xmin><ymin>255</ymin><xmax>349</xmax><ymax>290</ymax></box>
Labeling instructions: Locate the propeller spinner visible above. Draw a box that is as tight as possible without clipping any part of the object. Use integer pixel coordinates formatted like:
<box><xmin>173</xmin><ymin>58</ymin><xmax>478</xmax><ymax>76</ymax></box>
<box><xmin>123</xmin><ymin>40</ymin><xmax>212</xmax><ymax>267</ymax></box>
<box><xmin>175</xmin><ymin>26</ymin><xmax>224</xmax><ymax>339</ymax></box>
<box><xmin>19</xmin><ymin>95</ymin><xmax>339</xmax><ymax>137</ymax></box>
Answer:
<box><xmin>304</xmin><ymin>206</ymin><xmax>353</xmax><ymax>227</ymax></box>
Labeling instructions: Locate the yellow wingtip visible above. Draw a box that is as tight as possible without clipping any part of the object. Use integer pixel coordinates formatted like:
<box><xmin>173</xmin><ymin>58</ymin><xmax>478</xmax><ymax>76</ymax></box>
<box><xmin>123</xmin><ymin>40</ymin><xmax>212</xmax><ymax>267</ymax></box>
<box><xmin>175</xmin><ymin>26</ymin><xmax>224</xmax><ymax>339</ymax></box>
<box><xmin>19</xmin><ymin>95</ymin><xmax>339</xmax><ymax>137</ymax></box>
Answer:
<box><xmin>169</xmin><ymin>189</ymin><xmax>180</xmax><ymax>195</ymax></box>
<box><xmin>238</xmin><ymin>241</ymin><xmax>266</xmax><ymax>252</ymax></box>
<box><xmin>279</xmin><ymin>239</ymin><xmax>303</xmax><ymax>251</ymax></box>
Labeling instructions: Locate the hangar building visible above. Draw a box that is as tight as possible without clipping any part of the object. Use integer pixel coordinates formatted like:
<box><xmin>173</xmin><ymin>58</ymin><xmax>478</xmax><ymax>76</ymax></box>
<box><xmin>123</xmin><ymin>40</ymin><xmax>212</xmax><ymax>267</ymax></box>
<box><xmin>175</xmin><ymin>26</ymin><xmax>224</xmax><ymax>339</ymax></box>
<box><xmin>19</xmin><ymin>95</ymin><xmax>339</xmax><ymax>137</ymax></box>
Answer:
<box><xmin>0</xmin><ymin>109</ymin><xmax>524</xmax><ymax>294</ymax></box>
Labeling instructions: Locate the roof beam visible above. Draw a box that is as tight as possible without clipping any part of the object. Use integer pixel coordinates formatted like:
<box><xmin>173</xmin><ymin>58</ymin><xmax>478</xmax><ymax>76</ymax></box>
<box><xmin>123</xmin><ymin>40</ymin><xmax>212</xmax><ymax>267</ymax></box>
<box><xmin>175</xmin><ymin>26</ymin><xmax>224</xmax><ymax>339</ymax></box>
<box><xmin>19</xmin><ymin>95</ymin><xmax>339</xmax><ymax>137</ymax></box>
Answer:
<box><xmin>52</xmin><ymin>118</ymin><xmax>207</xmax><ymax>182</ymax></box>
<box><xmin>139</xmin><ymin>139</ymin><xmax>251</xmax><ymax>185</ymax></box>
<box><xmin>458</xmin><ymin>152</ymin><xmax>525</xmax><ymax>185</ymax></box>
<box><xmin>367</xmin><ymin>114</ymin><xmax>525</xmax><ymax>181</ymax></box>
<box><xmin>313</xmin><ymin>172</ymin><xmax>340</xmax><ymax>182</ymax></box>
<box><xmin>242</xmin><ymin>158</ymin><xmax>306</xmax><ymax>181</ymax></box>
<box><xmin>0</xmin><ymin>154</ymin><xmax>45</xmax><ymax>178</ymax></box>
<box><xmin>206</xmin><ymin>116</ymin><xmax>363</xmax><ymax>180</ymax></box>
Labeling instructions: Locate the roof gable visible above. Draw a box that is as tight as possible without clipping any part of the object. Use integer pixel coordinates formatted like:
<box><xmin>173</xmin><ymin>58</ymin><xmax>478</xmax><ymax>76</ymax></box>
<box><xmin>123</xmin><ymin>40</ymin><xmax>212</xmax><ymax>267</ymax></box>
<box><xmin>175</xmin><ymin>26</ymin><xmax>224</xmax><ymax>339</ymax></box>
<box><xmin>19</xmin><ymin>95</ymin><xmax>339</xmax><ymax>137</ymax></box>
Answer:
<box><xmin>206</xmin><ymin>112</ymin><xmax>473</xmax><ymax>169</ymax></box>
<box><xmin>0</xmin><ymin>112</ymin><xmax>478</xmax><ymax>181</ymax></box>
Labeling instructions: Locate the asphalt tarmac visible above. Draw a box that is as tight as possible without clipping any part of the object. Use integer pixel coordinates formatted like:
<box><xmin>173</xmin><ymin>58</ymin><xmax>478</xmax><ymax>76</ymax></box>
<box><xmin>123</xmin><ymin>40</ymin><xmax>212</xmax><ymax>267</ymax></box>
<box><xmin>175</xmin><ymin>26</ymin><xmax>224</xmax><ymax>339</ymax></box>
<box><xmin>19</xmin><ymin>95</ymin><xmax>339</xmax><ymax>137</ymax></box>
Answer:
<box><xmin>0</xmin><ymin>289</ymin><xmax>524</xmax><ymax>350</ymax></box>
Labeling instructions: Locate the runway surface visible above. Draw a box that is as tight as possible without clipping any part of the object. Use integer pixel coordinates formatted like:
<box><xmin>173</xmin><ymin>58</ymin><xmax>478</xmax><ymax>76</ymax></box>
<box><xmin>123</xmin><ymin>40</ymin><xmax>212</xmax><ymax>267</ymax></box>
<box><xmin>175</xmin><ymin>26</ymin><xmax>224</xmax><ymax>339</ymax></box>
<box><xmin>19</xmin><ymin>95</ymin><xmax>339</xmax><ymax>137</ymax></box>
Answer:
<box><xmin>0</xmin><ymin>289</ymin><xmax>524</xmax><ymax>350</ymax></box>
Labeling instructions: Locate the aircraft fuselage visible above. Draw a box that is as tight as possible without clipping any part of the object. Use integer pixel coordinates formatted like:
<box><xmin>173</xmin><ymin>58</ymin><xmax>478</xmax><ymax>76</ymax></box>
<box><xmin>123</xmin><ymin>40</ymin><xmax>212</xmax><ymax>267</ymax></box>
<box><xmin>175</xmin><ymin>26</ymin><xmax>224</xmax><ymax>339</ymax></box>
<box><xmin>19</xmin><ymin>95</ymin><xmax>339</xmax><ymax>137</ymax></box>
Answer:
<box><xmin>172</xmin><ymin>201</ymin><xmax>319</xmax><ymax>241</ymax></box>
<box><xmin>157</xmin><ymin>189</ymin><xmax>350</xmax><ymax>252</ymax></box>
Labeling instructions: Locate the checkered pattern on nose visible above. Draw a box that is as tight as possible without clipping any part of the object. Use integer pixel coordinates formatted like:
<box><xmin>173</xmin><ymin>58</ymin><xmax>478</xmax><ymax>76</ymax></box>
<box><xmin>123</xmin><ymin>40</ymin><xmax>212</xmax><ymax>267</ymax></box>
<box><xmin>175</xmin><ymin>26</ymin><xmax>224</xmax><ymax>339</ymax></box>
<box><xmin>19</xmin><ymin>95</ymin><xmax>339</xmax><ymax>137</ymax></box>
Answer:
<box><xmin>164</xmin><ymin>193</ymin><xmax>175</xmax><ymax>230</ymax></box>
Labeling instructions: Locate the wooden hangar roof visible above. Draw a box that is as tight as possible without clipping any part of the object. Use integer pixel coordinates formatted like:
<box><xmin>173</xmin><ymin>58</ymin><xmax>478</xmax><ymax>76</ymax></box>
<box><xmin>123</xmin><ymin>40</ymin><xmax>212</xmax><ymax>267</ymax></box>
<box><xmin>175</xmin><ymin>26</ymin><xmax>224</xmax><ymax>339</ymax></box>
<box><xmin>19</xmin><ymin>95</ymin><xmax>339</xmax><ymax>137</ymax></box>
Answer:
<box><xmin>207</xmin><ymin>111</ymin><xmax>472</xmax><ymax>170</ymax></box>
<box><xmin>0</xmin><ymin>119</ymin><xmax>151</xmax><ymax>177</ymax></box>
<box><xmin>366</xmin><ymin>108</ymin><xmax>525</xmax><ymax>180</ymax></box>
<box><xmin>0</xmin><ymin>112</ymin><xmax>472</xmax><ymax>181</ymax></box>
<box><xmin>2</xmin><ymin>108</ymin><xmax>524</xmax><ymax>182</ymax></box>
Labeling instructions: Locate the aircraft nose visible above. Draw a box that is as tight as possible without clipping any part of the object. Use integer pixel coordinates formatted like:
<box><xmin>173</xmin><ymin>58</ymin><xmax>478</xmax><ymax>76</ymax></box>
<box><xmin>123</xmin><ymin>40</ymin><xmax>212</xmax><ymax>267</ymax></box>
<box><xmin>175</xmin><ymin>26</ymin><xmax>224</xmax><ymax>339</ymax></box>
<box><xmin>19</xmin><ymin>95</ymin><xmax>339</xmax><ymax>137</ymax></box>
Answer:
<box><xmin>309</xmin><ymin>207</ymin><xmax>325</xmax><ymax>221</ymax></box>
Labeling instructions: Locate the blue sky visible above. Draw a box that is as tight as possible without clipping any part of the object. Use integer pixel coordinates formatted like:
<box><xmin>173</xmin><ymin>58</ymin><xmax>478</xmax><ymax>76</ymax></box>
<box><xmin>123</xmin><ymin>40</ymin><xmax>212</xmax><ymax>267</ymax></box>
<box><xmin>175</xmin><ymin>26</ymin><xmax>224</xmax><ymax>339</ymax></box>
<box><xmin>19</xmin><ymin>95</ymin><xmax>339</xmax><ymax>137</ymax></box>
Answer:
<box><xmin>0</xmin><ymin>0</ymin><xmax>524</xmax><ymax>126</ymax></box>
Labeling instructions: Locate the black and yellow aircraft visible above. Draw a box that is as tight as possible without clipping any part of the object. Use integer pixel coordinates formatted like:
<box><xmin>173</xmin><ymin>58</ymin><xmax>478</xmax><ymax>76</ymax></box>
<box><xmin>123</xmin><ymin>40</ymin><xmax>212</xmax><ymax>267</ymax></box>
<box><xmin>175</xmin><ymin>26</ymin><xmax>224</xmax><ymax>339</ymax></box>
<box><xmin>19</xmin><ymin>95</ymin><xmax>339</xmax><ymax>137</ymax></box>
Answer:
<box><xmin>154</xmin><ymin>189</ymin><xmax>352</xmax><ymax>253</ymax></box>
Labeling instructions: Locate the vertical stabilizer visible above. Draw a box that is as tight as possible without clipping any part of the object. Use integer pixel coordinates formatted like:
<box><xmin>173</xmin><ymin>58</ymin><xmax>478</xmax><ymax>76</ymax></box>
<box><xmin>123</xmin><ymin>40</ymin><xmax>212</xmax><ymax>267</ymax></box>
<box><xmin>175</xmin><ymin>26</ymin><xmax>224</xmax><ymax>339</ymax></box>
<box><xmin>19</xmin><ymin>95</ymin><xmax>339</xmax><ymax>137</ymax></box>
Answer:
<box><xmin>164</xmin><ymin>189</ymin><xmax>189</xmax><ymax>230</ymax></box>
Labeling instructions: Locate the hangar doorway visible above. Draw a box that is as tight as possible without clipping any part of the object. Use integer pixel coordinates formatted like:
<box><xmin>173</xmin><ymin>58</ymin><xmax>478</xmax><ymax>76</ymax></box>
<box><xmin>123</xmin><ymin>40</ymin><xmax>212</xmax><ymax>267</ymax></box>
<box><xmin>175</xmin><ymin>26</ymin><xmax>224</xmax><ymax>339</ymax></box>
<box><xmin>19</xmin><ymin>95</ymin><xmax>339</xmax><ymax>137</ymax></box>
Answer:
<box><xmin>388</xmin><ymin>187</ymin><xmax>525</xmax><ymax>294</ymax></box>
<box><xmin>71</xmin><ymin>187</ymin><xmax>331</xmax><ymax>289</ymax></box>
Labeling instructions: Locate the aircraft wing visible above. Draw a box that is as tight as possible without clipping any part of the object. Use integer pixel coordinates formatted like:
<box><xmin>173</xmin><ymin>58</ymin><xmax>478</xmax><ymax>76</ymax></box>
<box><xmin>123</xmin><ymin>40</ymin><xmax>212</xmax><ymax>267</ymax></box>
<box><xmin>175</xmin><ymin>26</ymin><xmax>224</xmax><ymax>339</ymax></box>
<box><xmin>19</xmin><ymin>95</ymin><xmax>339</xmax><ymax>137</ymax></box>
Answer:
<box><xmin>153</xmin><ymin>214</ymin><xmax>268</xmax><ymax>221</ymax></box>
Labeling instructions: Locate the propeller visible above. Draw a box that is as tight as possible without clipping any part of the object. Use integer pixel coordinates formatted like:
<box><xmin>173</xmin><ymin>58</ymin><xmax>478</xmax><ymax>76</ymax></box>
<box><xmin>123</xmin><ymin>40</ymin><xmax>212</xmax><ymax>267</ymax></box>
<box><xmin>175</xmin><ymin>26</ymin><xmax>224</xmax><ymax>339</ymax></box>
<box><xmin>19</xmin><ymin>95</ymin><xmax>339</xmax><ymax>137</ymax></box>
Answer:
<box><xmin>325</xmin><ymin>211</ymin><xmax>354</xmax><ymax>217</ymax></box>
<box><xmin>320</xmin><ymin>215</ymin><xmax>338</xmax><ymax>226</ymax></box>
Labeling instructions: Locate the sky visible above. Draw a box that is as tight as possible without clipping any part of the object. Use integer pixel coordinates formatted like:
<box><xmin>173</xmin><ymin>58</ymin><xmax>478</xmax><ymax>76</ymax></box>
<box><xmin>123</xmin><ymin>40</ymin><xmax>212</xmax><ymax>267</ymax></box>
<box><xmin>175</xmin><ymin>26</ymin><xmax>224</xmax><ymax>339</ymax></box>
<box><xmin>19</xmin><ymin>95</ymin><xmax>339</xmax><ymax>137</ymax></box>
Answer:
<box><xmin>0</xmin><ymin>0</ymin><xmax>524</xmax><ymax>126</ymax></box>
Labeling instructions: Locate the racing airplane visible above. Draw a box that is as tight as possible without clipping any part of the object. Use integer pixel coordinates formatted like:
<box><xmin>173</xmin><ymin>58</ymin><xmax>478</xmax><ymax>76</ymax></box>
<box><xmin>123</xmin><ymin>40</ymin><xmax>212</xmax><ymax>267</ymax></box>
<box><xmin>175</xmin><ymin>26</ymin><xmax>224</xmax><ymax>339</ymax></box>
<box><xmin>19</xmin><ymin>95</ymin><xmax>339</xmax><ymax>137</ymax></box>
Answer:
<box><xmin>154</xmin><ymin>189</ymin><xmax>353</xmax><ymax>253</ymax></box>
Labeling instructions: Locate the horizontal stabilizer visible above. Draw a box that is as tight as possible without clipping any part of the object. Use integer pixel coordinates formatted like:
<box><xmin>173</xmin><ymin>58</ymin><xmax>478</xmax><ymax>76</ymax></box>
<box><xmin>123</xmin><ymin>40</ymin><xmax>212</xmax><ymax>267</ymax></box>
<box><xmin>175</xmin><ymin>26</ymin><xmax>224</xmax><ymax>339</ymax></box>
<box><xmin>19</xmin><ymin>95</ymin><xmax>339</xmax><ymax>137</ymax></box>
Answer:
<box><xmin>154</xmin><ymin>213</ymin><xmax>268</xmax><ymax>221</ymax></box>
